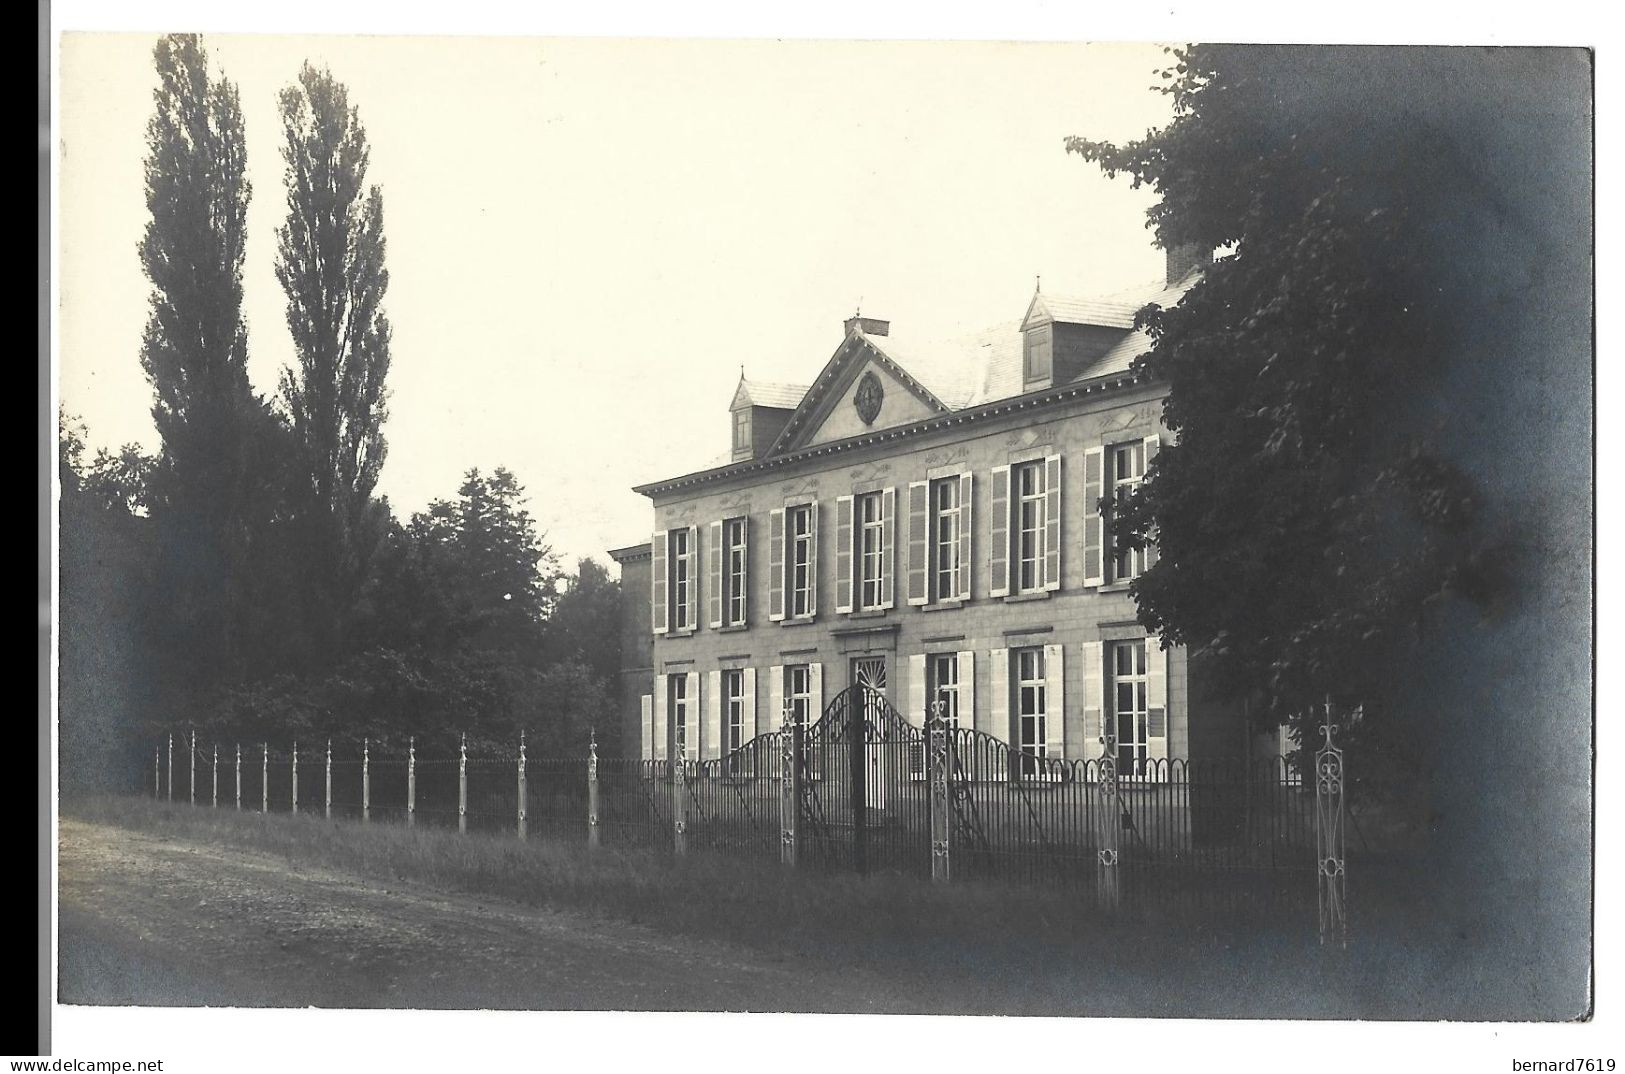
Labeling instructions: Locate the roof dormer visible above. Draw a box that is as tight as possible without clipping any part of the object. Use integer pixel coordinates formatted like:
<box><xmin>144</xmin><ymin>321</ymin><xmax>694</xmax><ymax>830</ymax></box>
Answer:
<box><xmin>729</xmin><ymin>376</ymin><xmax>807</xmax><ymax>462</ymax></box>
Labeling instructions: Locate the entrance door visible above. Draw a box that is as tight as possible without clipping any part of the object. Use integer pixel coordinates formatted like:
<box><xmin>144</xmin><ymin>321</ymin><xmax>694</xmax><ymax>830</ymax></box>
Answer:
<box><xmin>850</xmin><ymin>656</ymin><xmax>888</xmax><ymax>808</ymax></box>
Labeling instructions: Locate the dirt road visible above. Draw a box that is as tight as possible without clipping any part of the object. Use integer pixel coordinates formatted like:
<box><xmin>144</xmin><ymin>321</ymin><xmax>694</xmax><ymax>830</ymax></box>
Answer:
<box><xmin>57</xmin><ymin>818</ymin><xmax>941</xmax><ymax>1013</ymax></box>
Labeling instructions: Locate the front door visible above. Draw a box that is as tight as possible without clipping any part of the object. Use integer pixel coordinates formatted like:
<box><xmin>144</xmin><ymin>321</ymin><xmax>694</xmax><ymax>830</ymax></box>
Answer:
<box><xmin>850</xmin><ymin>656</ymin><xmax>888</xmax><ymax>808</ymax></box>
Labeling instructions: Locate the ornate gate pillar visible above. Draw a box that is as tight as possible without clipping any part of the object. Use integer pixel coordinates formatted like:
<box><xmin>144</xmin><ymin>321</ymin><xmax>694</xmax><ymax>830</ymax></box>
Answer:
<box><xmin>406</xmin><ymin>736</ymin><xmax>416</xmax><ymax>827</ymax></box>
<box><xmin>672</xmin><ymin>743</ymin><xmax>689</xmax><ymax>856</ymax></box>
<box><xmin>517</xmin><ymin>730</ymin><xmax>528</xmax><ymax>841</ymax></box>
<box><xmin>779</xmin><ymin>701</ymin><xmax>800</xmax><ymax>868</ymax></box>
<box><xmin>585</xmin><ymin>729</ymin><xmax>599</xmax><ymax>849</ymax></box>
<box><xmin>1315</xmin><ymin>720</ymin><xmax>1348</xmax><ymax>948</ymax></box>
<box><xmin>458</xmin><ymin>732</ymin><xmax>468</xmax><ymax>835</ymax></box>
<box><xmin>1095</xmin><ymin>733</ymin><xmax>1121</xmax><ymax>911</ymax></box>
<box><xmin>928</xmin><ymin>702</ymin><xmax>952</xmax><ymax>883</ymax></box>
<box><xmin>362</xmin><ymin>738</ymin><xmax>370</xmax><ymax>824</ymax></box>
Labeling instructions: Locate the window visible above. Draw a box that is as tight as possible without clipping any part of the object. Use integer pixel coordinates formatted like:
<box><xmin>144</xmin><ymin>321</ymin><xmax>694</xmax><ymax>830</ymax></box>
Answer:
<box><xmin>857</xmin><ymin>491</ymin><xmax>885</xmax><ymax>609</ymax></box>
<box><xmin>1024</xmin><ymin>324</ymin><xmax>1053</xmax><ymax>383</ymax></box>
<box><xmin>1110</xmin><ymin>640</ymin><xmax>1149</xmax><ymax>776</ymax></box>
<box><xmin>669</xmin><ymin>674</ymin><xmax>691</xmax><ymax>760</ymax></box>
<box><xmin>1109</xmin><ymin>441</ymin><xmax>1147</xmax><ymax>582</ymax></box>
<box><xmin>669</xmin><ymin>527</ymin><xmax>692</xmax><ymax>631</ymax></box>
<box><xmin>928</xmin><ymin>653</ymin><xmax>960</xmax><ymax>728</ymax></box>
<box><xmin>1015</xmin><ymin>647</ymin><xmax>1047</xmax><ymax>775</ymax></box>
<box><xmin>723</xmin><ymin>669</ymin><xmax>746</xmax><ymax>752</ymax></box>
<box><xmin>789</xmin><ymin>504</ymin><xmax>814</xmax><ymax>618</ymax></box>
<box><xmin>1014</xmin><ymin>461</ymin><xmax>1045</xmax><ymax>593</ymax></box>
<box><xmin>932</xmin><ymin>478</ymin><xmax>961</xmax><ymax>601</ymax></box>
<box><xmin>724</xmin><ymin>517</ymin><xmax>747</xmax><ymax>626</ymax></box>
<box><xmin>733</xmin><ymin>409</ymin><xmax>750</xmax><ymax>452</ymax></box>
<box><xmin>786</xmin><ymin>664</ymin><xmax>812</xmax><ymax>725</ymax></box>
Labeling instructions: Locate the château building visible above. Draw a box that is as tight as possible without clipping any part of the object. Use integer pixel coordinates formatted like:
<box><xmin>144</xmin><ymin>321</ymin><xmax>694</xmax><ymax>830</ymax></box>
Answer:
<box><xmin>609</xmin><ymin>245</ymin><xmax>1252</xmax><ymax>774</ymax></box>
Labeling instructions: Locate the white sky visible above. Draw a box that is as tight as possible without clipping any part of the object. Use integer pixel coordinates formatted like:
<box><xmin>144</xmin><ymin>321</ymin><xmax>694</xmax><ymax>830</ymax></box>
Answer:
<box><xmin>58</xmin><ymin>33</ymin><xmax>1175</xmax><ymax>569</ymax></box>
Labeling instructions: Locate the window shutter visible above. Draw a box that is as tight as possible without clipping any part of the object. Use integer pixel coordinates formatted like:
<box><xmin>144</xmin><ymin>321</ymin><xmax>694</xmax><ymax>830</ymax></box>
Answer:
<box><xmin>640</xmin><ymin>694</ymin><xmax>653</xmax><ymax>760</ymax></box>
<box><xmin>705</xmin><ymin>670</ymin><xmax>723</xmax><ymax>760</ymax></box>
<box><xmin>708</xmin><ymin>520</ymin><xmax>723</xmax><ymax>629</ymax></box>
<box><xmin>651</xmin><ymin>530</ymin><xmax>669</xmax><ymax>634</ymax></box>
<box><xmin>739</xmin><ymin>517</ymin><xmax>750</xmax><ymax>625</ymax></box>
<box><xmin>743</xmin><ymin>667</ymin><xmax>758</xmax><ymax>738</ymax></box>
<box><xmin>1082</xmin><ymin>641</ymin><xmax>1104</xmax><ymax>762</ymax></box>
<box><xmin>957</xmin><ymin>650</ymin><xmax>976</xmax><ymax>729</ymax></box>
<box><xmin>1142</xmin><ymin>435</ymin><xmax>1161</xmax><ymax>570</ymax></box>
<box><xmin>990</xmin><ymin>466</ymin><xmax>1011</xmax><ymax>597</ymax></box>
<box><xmin>653</xmin><ymin>675</ymin><xmax>669</xmax><ymax>761</ymax></box>
<box><xmin>835</xmin><ymin>495</ymin><xmax>854</xmax><ymax>613</ymax></box>
<box><xmin>684</xmin><ymin>671</ymin><xmax>701</xmax><ymax>761</ymax></box>
<box><xmin>1044</xmin><ymin>643</ymin><xmax>1065</xmax><ymax>761</ymax></box>
<box><xmin>907</xmin><ymin>653</ymin><xmax>927</xmax><ymax>727</ymax></box>
<box><xmin>769</xmin><ymin>509</ymin><xmax>785</xmax><ymax>622</ymax></box>
<box><xmin>906</xmin><ymin>481</ymin><xmax>929</xmax><ymax>606</ymax></box>
<box><xmin>957</xmin><ymin>472</ymin><xmax>973</xmax><ymax>601</ymax></box>
<box><xmin>806</xmin><ymin>500</ymin><xmax>819</xmax><ymax>617</ymax></box>
<box><xmin>880</xmin><ymin>486</ymin><xmax>896</xmax><ymax>609</ymax></box>
<box><xmin>1147</xmin><ymin>636</ymin><xmax>1168</xmax><ymax>774</ymax></box>
<box><xmin>1043</xmin><ymin>454</ymin><xmax>1062</xmax><ymax>592</ymax></box>
<box><xmin>808</xmin><ymin>663</ymin><xmax>823</xmax><ymax>723</ymax></box>
<box><xmin>987</xmin><ymin>648</ymin><xmax>1009</xmax><ymax>782</ymax></box>
<box><xmin>769</xmin><ymin>664</ymin><xmax>785</xmax><ymax>731</ymax></box>
<box><xmin>683</xmin><ymin>527</ymin><xmax>699</xmax><ymax>633</ymax></box>
<box><xmin>1082</xmin><ymin>447</ymin><xmax>1105</xmax><ymax>587</ymax></box>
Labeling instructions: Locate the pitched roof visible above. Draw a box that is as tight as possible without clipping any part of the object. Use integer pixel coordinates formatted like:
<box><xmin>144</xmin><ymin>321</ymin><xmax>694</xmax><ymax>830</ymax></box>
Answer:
<box><xmin>731</xmin><ymin>378</ymin><xmax>809</xmax><ymax>410</ymax></box>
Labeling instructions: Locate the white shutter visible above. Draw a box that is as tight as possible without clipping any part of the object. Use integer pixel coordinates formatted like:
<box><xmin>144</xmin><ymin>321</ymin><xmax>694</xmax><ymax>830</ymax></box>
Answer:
<box><xmin>769</xmin><ymin>664</ymin><xmax>785</xmax><ymax>730</ymax></box>
<box><xmin>769</xmin><ymin>509</ymin><xmax>786</xmax><ymax>622</ymax></box>
<box><xmin>987</xmin><ymin>648</ymin><xmax>1009</xmax><ymax>782</ymax></box>
<box><xmin>907</xmin><ymin>653</ymin><xmax>927</xmax><ymax>727</ymax></box>
<box><xmin>957</xmin><ymin>472</ymin><xmax>973</xmax><ymax>601</ymax></box>
<box><xmin>651</xmin><ymin>530</ymin><xmax>669</xmax><ymax>634</ymax></box>
<box><xmin>1044</xmin><ymin>643</ymin><xmax>1065</xmax><ymax>762</ymax></box>
<box><xmin>1142</xmin><ymin>435</ymin><xmax>1161</xmax><ymax>570</ymax></box>
<box><xmin>640</xmin><ymin>694</ymin><xmax>653</xmax><ymax>760</ymax></box>
<box><xmin>705</xmin><ymin>669</ymin><xmax>723</xmax><ymax>760</ymax></box>
<box><xmin>1043</xmin><ymin>454</ymin><xmax>1062</xmax><ymax>592</ymax></box>
<box><xmin>684</xmin><ymin>671</ymin><xmax>701</xmax><ymax>761</ymax></box>
<box><xmin>1082</xmin><ymin>641</ymin><xmax>1105</xmax><ymax>762</ymax></box>
<box><xmin>806</xmin><ymin>500</ymin><xmax>819</xmax><ymax>617</ymax></box>
<box><xmin>989</xmin><ymin>466</ymin><xmax>1010</xmax><ymax>597</ymax></box>
<box><xmin>739</xmin><ymin>517</ymin><xmax>750</xmax><ymax>625</ymax></box>
<box><xmin>808</xmin><ymin>662</ymin><xmax>823</xmax><ymax>723</ymax></box>
<box><xmin>957</xmin><ymin>650</ymin><xmax>976</xmax><ymax>730</ymax></box>
<box><xmin>1147</xmin><ymin>636</ymin><xmax>1168</xmax><ymax>774</ymax></box>
<box><xmin>880</xmin><ymin>486</ymin><xmax>896</xmax><ymax>609</ymax></box>
<box><xmin>653</xmin><ymin>675</ymin><xmax>669</xmax><ymax>761</ymax></box>
<box><xmin>906</xmin><ymin>481</ymin><xmax>929</xmax><ymax>606</ymax></box>
<box><xmin>708</xmin><ymin>520</ymin><xmax>724</xmax><ymax>629</ymax></box>
<box><xmin>683</xmin><ymin>527</ymin><xmax>699</xmax><ymax>633</ymax></box>
<box><xmin>835</xmin><ymin>495</ymin><xmax>854</xmax><ymax>613</ymax></box>
<box><xmin>1082</xmin><ymin>447</ymin><xmax>1105</xmax><ymax>587</ymax></box>
<box><xmin>743</xmin><ymin>666</ymin><xmax>758</xmax><ymax>738</ymax></box>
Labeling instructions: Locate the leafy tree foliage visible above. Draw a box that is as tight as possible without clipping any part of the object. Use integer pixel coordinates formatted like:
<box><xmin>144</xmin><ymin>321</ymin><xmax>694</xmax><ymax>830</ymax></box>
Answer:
<box><xmin>275</xmin><ymin>62</ymin><xmax>393</xmax><ymax>657</ymax></box>
<box><xmin>1065</xmin><ymin>46</ymin><xmax>1586</xmax><ymax>764</ymax></box>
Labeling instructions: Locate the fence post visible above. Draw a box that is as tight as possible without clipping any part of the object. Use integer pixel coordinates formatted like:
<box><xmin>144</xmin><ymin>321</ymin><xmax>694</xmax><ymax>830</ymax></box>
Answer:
<box><xmin>362</xmin><ymin>737</ymin><xmax>371</xmax><ymax>824</ymax></box>
<box><xmin>153</xmin><ymin>746</ymin><xmax>160</xmax><ymax>799</ymax></box>
<box><xmin>212</xmin><ymin>744</ymin><xmax>218</xmax><ymax>808</ymax></box>
<box><xmin>928</xmin><ymin>701</ymin><xmax>952</xmax><ymax>883</ymax></box>
<box><xmin>407</xmin><ymin>736</ymin><xmax>416</xmax><ymax>828</ymax></box>
<box><xmin>780</xmin><ymin>701</ymin><xmax>799</xmax><ymax>869</ymax></box>
<box><xmin>458</xmin><ymin>732</ymin><xmax>468</xmax><ymax>835</ymax></box>
<box><xmin>292</xmin><ymin>740</ymin><xmax>300</xmax><ymax>815</ymax></box>
<box><xmin>261</xmin><ymin>743</ymin><xmax>268</xmax><ymax>813</ymax></box>
<box><xmin>166</xmin><ymin>733</ymin><xmax>173</xmax><ymax>802</ymax></box>
<box><xmin>586</xmin><ymin>729</ymin><xmax>600</xmax><ymax>850</ymax></box>
<box><xmin>325</xmin><ymin>739</ymin><xmax>333</xmax><ymax>821</ymax></box>
<box><xmin>189</xmin><ymin>730</ymin><xmax>196</xmax><ymax>806</ymax></box>
<box><xmin>235</xmin><ymin>744</ymin><xmax>241</xmax><ymax>811</ymax></box>
<box><xmin>516</xmin><ymin>730</ymin><xmax>528</xmax><ymax>841</ymax></box>
<box><xmin>1315</xmin><ymin>715</ymin><xmax>1348</xmax><ymax>949</ymax></box>
<box><xmin>1095</xmin><ymin>732</ymin><xmax>1121</xmax><ymax>912</ymax></box>
<box><xmin>672</xmin><ymin>742</ymin><xmax>688</xmax><ymax>856</ymax></box>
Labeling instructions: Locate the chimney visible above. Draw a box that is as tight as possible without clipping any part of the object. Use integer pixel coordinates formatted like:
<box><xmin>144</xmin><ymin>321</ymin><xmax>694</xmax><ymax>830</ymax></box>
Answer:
<box><xmin>844</xmin><ymin>315</ymin><xmax>890</xmax><ymax>337</ymax></box>
<box><xmin>1165</xmin><ymin>241</ymin><xmax>1210</xmax><ymax>287</ymax></box>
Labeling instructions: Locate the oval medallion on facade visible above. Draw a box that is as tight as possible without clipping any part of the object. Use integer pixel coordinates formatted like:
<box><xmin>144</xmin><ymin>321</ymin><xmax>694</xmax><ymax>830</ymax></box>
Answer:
<box><xmin>854</xmin><ymin>370</ymin><xmax>884</xmax><ymax>425</ymax></box>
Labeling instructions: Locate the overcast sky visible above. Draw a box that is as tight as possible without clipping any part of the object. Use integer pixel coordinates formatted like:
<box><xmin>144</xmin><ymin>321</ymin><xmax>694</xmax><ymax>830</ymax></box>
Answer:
<box><xmin>59</xmin><ymin>34</ymin><xmax>1183</xmax><ymax>569</ymax></box>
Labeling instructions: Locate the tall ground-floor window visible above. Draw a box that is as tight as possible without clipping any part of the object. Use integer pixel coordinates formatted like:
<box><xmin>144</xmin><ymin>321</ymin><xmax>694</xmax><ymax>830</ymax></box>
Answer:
<box><xmin>929</xmin><ymin>653</ymin><xmax>960</xmax><ymax>728</ymax></box>
<box><xmin>1111</xmin><ymin>639</ymin><xmax>1149</xmax><ymax>775</ymax></box>
<box><xmin>723</xmin><ymin>668</ymin><xmax>746</xmax><ymax>752</ymax></box>
<box><xmin>1015</xmin><ymin>647</ymin><xmax>1047</xmax><ymax>775</ymax></box>
<box><xmin>787</xmin><ymin>664</ymin><xmax>812</xmax><ymax>725</ymax></box>
<box><xmin>669</xmin><ymin>674</ymin><xmax>691</xmax><ymax>760</ymax></box>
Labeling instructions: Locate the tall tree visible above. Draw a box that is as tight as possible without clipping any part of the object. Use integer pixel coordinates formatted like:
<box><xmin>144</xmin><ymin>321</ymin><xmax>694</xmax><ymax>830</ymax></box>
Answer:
<box><xmin>136</xmin><ymin>34</ymin><xmax>267</xmax><ymax>685</ymax></box>
<box><xmin>275</xmin><ymin>62</ymin><xmax>393</xmax><ymax>657</ymax></box>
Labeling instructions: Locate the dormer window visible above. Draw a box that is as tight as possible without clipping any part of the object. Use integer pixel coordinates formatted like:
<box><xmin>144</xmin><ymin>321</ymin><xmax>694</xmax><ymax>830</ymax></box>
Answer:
<box><xmin>733</xmin><ymin>408</ymin><xmax>750</xmax><ymax>453</ymax></box>
<box><xmin>1024</xmin><ymin>323</ymin><xmax>1053</xmax><ymax>384</ymax></box>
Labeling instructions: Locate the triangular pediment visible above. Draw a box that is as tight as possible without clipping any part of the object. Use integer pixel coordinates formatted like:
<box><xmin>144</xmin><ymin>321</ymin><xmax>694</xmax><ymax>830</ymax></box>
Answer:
<box><xmin>768</xmin><ymin>333</ymin><xmax>949</xmax><ymax>456</ymax></box>
<box><xmin>1020</xmin><ymin>291</ymin><xmax>1053</xmax><ymax>332</ymax></box>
